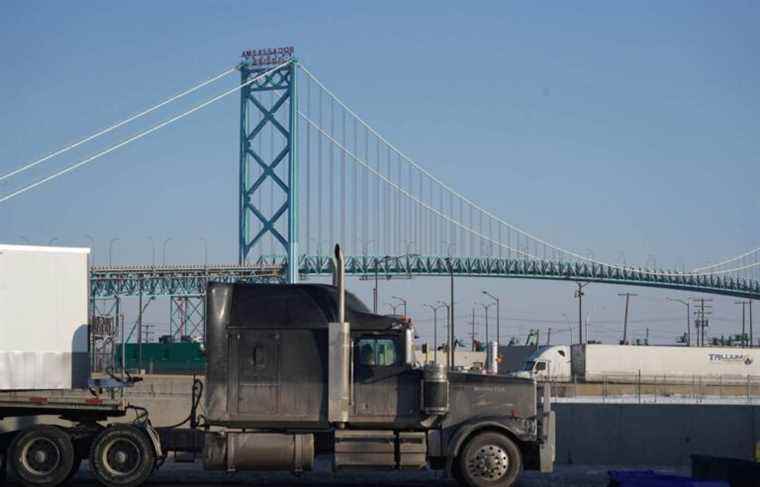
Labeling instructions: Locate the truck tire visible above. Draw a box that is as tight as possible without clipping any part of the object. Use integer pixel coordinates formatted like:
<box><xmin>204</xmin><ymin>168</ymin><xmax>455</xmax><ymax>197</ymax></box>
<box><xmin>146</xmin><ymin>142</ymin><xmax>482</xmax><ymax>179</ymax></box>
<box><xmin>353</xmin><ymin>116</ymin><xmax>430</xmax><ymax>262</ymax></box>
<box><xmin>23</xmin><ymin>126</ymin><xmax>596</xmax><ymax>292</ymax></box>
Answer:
<box><xmin>89</xmin><ymin>425</ymin><xmax>155</xmax><ymax>487</ymax></box>
<box><xmin>457</xmin><ymin>432</ymin><xmax>522</xmax><ymax>487</ymax></box>
<box><xmin>8</xmin><ymin>426</ymin><xmax>75</xmax><ymax>487</ymax></box>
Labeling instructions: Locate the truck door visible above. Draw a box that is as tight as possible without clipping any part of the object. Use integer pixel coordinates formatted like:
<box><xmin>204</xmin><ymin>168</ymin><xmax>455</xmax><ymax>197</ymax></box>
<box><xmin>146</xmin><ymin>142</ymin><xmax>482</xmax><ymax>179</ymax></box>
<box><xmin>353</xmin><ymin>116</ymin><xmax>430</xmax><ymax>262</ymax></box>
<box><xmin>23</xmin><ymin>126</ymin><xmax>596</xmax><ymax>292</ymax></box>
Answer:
<box><xmin>228</xmin><ymin>329</ymin><xmax>280</xmax><ymax>417</ymax></box>
<box><xmin>352</xmin><ymin>335</ymin><xmax>418</xmax><ymax>422</ymax></box>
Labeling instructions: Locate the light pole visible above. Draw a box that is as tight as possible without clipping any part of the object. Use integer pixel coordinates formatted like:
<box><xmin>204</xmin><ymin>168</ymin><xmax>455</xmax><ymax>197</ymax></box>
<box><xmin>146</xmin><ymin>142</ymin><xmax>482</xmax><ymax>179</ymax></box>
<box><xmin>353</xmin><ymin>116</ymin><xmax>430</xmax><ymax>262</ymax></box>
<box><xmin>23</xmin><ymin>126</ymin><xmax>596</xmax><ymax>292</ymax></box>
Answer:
<box><xmin>200</xmin><ymin>237</ymin><xmax>208</xmax><ymax>266</ymax></box>
<box><xmin>84</xmin><ymin>234</ymin><xmax>95</xmax><ymax>264</ymax></box>
<box><xmin>437</xmin><ymin>300</ymin><xmax>451</xmax><ymax>369</ymax></box>
<box><xmin>162</xmin><ymin>238</ymin><xmax>173</xmax><ymax>265</ymax></box>
<box><xmin>423</xmin><ymin>303</ymin><xmax>444</xmax><ymax>364</ymax></box>
<box><xmin>392</xmin><ymin>296</ymin><xmax>407</xmax><ymax>317</ymax></box>
<box><xmin>482</xmin><ymin>290</ymin><xmax>500</xmax><ymax>346</ymax></box>
<box><xmin>444</xmin><ymin>251</ymin><xmax>455</xmax><ymax>370</ymax></box>
<box><xmin>108</xmin><ymin>238</ymin><xmax>120</xmax><ymax>266</ymax></box>
<box><xmin>479</xmin><ymin>302</ymin><xmax>495</xmax><ymax>343</ymax></box>
<box><xmin>386</xmin><ymin>302</ymin><xmax>402</xmax><ymax>314</ymax></box>
<box><xmin>562</xmin><ymin>313</ymin><xmax>573</xmax><ymax>345</ymax></box>
<box><xmin>146</xmin><ymin>236</ymin><xmax>156</xmax><ymax>266</ymax></box>
<box><xmin>618</xmin><ymin>293</ymin><xmax>638</xmax><ymax>344</ymax></box>
<box><xmin>667</xmin><ymin>298</ymin><xmax>691</xmax><ymax>346</ymax></box>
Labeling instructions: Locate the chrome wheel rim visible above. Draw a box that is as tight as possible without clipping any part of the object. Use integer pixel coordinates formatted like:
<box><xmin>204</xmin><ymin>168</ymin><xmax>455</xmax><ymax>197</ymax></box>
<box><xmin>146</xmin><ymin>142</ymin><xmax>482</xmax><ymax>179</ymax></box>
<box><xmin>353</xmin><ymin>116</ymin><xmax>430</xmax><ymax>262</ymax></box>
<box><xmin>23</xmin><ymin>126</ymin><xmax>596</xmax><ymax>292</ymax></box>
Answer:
<box><xmin>21</xmin><ymin>437</ymin><xmax>61</xmax><ymax>476</ymax></box>
<box><xmin>467</xmin><ymin>444</ymin><xmax>509</xmax><ymax>481</ymax></box>
<box><xmin>101</xmin><ymin>437</ymin><xmax>142</xmax><ymax>477</ymax></box>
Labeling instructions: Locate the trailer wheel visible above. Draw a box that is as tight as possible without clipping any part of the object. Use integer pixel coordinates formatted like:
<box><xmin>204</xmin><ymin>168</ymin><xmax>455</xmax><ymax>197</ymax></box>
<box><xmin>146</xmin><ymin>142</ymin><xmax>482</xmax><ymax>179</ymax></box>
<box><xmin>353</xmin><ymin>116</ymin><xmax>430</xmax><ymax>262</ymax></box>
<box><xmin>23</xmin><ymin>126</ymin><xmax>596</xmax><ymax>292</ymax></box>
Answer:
<box><xmin>89</xmin><ymin>425</ymin><xmax>155</xmax><ymax>487</ymax></box>
<box><xmin>457</xmin><ymin>432</ymin><xmax>522</xmax><ymax>487</ymax></box>
<box><xmin>8</xmin><ymin>426</ymin><xmax>75</xmax><ymax>487</ymax></box>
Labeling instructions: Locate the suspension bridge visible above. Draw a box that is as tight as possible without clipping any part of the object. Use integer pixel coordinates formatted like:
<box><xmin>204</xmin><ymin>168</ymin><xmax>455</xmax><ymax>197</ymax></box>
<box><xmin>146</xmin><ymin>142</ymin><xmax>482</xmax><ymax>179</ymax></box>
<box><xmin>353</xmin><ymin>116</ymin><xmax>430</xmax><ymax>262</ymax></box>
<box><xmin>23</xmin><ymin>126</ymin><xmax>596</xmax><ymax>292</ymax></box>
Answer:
<box><xmin>4</xmin><ymin>49</ymin><xmax>760</xmax><ymax>339</ymax></box>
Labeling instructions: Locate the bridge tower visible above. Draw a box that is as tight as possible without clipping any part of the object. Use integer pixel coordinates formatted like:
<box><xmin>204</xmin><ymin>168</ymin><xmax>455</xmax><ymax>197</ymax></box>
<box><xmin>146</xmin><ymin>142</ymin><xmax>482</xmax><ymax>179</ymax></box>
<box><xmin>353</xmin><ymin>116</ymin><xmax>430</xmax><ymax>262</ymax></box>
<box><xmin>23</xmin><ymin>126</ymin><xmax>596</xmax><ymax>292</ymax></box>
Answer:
<box><xmin>238</xmin><ymin>49</ymin><xmax>298</xmax><ymax>282</ymax></box>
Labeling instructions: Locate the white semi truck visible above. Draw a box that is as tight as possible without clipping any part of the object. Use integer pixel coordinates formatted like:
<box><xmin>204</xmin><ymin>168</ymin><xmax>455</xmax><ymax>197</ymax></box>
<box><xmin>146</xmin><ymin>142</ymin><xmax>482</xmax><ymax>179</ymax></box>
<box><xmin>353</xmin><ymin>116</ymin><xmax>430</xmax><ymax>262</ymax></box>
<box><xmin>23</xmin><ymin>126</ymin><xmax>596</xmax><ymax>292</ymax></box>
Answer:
<box><xmin>512</xmin><ymin>344</ymin><xmax>760</xmax><ymax>384</ymax></box>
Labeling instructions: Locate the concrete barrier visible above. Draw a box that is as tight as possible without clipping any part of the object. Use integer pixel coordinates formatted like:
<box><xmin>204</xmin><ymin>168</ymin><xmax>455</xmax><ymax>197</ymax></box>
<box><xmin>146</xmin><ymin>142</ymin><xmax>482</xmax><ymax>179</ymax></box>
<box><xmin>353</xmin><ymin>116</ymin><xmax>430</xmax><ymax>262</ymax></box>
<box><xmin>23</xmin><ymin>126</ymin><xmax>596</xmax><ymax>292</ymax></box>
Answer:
<box><xmin>555</xmin><ymin>402</ymin><xmax>760</xmax><ymax>465</ymax></box>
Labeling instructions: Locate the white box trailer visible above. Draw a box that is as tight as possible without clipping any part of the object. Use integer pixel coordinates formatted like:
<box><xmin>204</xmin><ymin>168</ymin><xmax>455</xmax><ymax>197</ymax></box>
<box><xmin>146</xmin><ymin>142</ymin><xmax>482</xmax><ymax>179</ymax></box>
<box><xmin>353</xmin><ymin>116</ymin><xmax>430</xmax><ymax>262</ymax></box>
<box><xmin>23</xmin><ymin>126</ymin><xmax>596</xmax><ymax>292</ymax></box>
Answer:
<box><xmin>0</xmin><ymin>244</ymin><xmax>90</xmax><ymax>390</ymax></box>
<box><xmin>513</xmin><ymin>344</ymin><xmax>760</xmax><ymax>384</ymax></box>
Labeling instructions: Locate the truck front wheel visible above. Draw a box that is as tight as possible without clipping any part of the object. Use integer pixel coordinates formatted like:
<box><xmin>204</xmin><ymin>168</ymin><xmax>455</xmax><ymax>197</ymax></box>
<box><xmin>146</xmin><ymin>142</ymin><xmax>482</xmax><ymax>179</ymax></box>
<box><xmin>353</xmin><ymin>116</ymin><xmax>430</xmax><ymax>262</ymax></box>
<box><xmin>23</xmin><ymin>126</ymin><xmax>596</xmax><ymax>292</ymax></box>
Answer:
<box><xmin>8</xmin><ymin>426</ymin><xmax>75</xmax><ymax>487</ymax></box>
<box><xmin>89</xmin><ymin>425</ymin><xmax>155</xmax><ymax>487</ymax></box>
<box><xmin>457</xmin><ymin>432</ymin><xmax>522</xmax><ymax>487</ymax></box>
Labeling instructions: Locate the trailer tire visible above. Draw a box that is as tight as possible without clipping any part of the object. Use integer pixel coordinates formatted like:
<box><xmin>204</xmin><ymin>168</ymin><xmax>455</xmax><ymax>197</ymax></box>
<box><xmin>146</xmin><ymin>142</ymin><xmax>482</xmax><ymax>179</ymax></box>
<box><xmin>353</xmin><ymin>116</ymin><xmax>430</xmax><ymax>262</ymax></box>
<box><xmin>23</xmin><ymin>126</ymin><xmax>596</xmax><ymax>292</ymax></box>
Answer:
<box><xmin>457</xmin><ymin>432</ymin><xmax>522</xmax><ymax>487</ymax></box>
<box><xmin>89</xmin><ymin>425</ymin><xmax>155</xmax><ymax>487</ymax></box>
<box><xmin>8</xmin><ymin>426</ymin><xmax>75</xmax><ymax>487</ymax></box>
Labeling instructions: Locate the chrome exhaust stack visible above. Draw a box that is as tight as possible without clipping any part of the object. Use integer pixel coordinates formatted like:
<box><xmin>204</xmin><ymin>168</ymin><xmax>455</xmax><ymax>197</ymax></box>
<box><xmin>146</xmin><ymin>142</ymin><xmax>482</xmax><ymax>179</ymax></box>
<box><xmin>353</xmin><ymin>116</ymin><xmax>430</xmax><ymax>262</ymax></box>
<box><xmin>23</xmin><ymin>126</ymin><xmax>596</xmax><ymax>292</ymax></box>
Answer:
<box><xmin>328</xmin><ymin>244</ymin><xmax>350</xmax><ymax>425</ymax></box>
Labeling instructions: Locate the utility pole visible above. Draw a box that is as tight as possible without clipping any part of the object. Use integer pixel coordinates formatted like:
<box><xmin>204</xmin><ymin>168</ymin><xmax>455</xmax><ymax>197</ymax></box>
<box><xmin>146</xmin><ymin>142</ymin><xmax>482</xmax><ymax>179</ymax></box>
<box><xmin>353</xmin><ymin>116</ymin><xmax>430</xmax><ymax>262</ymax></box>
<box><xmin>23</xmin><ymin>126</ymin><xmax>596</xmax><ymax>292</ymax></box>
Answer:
<box><xmin>546</xmin><ymin>327</ymin><xmax>552</xmax><ymax>345</ymax></box>
<box><xmin>482</xmin><ymin>291</ymin><xmax>501</xmax><ymax>346</ymax></box>
<box><xmin>574</xmin><ymin>282</ymin><xmax>589</xmax><ymax>344</ymax></box>
<box><xmin>618</xmin><ymin>292</ymin><xmax>637</xmax><ymax>344</ymax></box>
<box><xmin>645</xmin><ymin>327</ymin><xmax>650</xmax><ymax>345</ymax></box>
<box><xmin>692</xmin><ymin>298</ymin><xmax>713</xmax><ymax>346</ymax></box>
<box><xmin>735</xmin><ymin>300</ymin><xmax>750</xmax><ymax>346</ymax></box>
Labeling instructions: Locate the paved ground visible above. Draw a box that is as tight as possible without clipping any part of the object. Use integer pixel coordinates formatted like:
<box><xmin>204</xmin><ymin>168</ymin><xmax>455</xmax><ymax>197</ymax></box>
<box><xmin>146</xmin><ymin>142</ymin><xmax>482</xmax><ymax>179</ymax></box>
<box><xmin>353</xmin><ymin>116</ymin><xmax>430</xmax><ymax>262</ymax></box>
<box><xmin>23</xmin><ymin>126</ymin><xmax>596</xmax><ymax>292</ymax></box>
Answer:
<box><xmin>48</xmin><ymin>462</ymin><xmax>690</xmax><ymax>487</ymax></box>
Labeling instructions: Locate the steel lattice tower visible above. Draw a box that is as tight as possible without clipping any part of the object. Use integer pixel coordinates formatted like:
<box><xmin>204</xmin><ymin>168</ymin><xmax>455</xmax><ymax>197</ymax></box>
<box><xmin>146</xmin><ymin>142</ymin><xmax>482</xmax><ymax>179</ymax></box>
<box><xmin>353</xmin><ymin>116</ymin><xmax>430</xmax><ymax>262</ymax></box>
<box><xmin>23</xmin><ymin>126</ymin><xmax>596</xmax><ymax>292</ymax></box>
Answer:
<box><xmin>238</xmin><ymin>59</ymin><xmax>298</xmax><ymax>282</ymax></box>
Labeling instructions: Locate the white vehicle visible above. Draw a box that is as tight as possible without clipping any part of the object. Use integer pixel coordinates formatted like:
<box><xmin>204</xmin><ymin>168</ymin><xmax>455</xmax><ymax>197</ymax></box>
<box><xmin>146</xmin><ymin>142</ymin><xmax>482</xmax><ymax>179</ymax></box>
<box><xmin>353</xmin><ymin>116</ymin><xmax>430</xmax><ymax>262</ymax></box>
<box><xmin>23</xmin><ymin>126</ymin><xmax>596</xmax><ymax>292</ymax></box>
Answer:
<box><xmin>512</xmin><ymin>344</ymin><xmax>760</xmax><ymax>384</ymax></box>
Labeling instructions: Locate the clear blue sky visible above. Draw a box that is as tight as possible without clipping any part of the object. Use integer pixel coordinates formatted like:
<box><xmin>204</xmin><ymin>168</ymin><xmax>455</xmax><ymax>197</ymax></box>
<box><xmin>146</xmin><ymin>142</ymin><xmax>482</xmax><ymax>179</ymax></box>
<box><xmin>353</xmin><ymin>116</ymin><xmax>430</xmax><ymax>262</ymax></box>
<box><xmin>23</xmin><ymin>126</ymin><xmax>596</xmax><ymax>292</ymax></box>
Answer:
<box><xmin>1</xmin><ymin>1</ymin><xmax>758</xmax><ymax>346</ymax></box>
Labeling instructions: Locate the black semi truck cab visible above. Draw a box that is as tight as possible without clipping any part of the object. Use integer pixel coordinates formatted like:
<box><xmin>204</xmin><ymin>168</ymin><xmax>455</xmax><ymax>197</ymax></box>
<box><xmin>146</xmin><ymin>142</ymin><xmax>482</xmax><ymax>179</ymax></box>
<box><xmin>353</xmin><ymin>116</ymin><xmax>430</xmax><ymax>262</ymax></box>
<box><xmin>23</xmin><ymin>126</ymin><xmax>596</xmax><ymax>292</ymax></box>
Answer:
<box><xmin>202</xmin><ymin>279</ymin><xmax>555</xmax><ymax>487</ymax></box>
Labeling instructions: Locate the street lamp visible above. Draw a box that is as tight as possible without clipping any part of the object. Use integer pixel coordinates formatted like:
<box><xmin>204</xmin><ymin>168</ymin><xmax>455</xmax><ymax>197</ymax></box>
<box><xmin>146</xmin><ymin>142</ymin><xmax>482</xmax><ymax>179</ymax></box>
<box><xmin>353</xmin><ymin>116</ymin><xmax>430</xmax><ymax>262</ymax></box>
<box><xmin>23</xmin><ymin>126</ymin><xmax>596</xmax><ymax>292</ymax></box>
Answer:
<box><xmin>667</xmin><ymin>297</ymin><xmax>691</xmax><ymax>346</ymax></box>
<box><xmin>108</xmin><ymin>238</ymin><xmax>120</xmax><ymax>266</ymax></box>
<box><xmin>386</xmin><ymin>302</ymin><xmax>402</xmax><ymax>314</ymax></box>
<box><xmin>482</xmin><ymin>290</ymin><xmax>500</xmax><ymax>346</ymax></box>
<box><xmin>84</xmin><ymin>234</ymin><xmax>95</xmax><ymax>264</ymax></box>
<box><xmin>200</xmin><ymin>237</ymin><xmax>208</xmax><ymax>266</ymax></box>
<box><xmin>391</xmin><ymin>296</ymin><xmax>408</xmax><ymax>317</ymax></box>
<box><xmin>146</xmin><ymin>236</ymin><xmax>156</xmax><ymax>266</ymax></box>
<box><xmin>162</xmin><ymin>238</ymin><xmax>173</xmax><ymax>265</ymax></box>
<box><xmin>423</xmin><ymin>303</ymin><xmax>445</xmax><ymax>364</ymax></box>
<box><xmin>562</xmin><ymin>313</ymin><xmax>573</xmax><ymax>345</ymax></box>
<box><xmin>479</xmin><ymin>302</ymin><xmax>495</xmax><ymax>343</ymax></box>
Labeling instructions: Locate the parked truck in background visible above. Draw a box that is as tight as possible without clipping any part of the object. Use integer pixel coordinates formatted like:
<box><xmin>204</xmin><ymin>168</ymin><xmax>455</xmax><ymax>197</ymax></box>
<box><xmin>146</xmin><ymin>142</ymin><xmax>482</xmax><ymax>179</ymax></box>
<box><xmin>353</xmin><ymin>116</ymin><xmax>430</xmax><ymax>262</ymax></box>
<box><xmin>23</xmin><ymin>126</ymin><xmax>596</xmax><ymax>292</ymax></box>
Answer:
<box><xmin>512</xmin><ymin>344</ymin><xmax>760</xmax><ymax>384</ymax></box>
<box><xmin>1</xmin><ymin>244</ymin><xmax>554</xmax><ymax>487</ymax></box>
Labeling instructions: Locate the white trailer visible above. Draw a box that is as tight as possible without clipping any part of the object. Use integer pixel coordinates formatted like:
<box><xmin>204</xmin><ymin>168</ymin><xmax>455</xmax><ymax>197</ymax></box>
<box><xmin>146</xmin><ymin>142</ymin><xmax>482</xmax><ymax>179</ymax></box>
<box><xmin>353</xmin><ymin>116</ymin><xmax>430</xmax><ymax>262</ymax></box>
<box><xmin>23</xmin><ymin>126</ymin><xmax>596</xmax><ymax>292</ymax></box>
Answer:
<box><xmin>0</xmin><ymin>245</ymin><xmax>156</xmax><ymax>487</ymax></box>
<box><xmin>0</xmin><ymin>245</ymin><xmax>90</xmax><ymax>390</ymax></box>
<box><xmin>512</xmin><ymin>344</ymin><xmax>760</xmax><ymax>384</ymax></box>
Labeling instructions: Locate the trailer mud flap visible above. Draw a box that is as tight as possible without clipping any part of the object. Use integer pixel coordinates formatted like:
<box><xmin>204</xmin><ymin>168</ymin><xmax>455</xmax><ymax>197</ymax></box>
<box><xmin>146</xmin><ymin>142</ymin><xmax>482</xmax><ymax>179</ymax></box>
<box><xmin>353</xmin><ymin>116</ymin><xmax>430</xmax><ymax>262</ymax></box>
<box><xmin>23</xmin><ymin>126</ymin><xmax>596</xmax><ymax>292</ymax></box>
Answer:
<box><xmin>539</xmin><ymin>410</ymin><xmax>555</xmax><ymax>473</ymax></box>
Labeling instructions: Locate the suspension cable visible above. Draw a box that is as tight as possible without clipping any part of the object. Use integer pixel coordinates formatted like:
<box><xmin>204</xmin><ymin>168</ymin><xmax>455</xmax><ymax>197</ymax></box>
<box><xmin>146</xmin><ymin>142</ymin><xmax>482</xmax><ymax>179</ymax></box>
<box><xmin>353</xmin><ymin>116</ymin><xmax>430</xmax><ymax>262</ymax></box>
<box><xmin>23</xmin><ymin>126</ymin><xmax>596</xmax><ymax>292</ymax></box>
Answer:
<box><xmin>300</xmin><ymin>110</ymin><xmax>760</xmax><ymax>277</ymax></box>
<box><xmin>0</xmin><ymin>62</ymin><xmax>290</xmax><ymax>204</ymax></box>
<box><xmin>0</xmin><ymin>66</ymin><xmax>239</xmax><ymax>183</ymax></box>
<box><xmin>298</xmin><ymin>63</ymin><xmax>760</xmax><ymax>277</ymax></box>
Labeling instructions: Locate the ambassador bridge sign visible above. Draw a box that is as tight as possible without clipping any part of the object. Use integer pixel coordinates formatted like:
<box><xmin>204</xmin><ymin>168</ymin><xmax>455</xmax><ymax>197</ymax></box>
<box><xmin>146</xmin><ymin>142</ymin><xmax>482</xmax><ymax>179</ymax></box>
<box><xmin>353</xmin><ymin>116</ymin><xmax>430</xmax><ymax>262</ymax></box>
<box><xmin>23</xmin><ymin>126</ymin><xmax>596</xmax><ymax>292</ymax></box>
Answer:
<box><xmin>241</xmin><ymin>46</ymin><xmax>294</xmax><ymax>66</ymax></box>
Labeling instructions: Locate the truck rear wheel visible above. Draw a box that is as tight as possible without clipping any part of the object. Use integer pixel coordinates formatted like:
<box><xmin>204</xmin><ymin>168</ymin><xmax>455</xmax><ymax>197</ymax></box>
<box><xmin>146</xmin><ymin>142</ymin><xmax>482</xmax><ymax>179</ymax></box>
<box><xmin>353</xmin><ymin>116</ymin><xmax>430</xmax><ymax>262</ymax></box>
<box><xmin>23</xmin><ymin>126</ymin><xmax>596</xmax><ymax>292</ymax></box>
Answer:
<box><xmin>457</xmin><ymin>432</ymin><xmax>522</xmax><ymax>487</ymax></box>
<box><xmin>8</xmin><ymin>426</ymin><xmax>75</xmax><ymax>487</ymax></box>
<box><xmin>89</xmin><ymin>425</ymin><xmax>155</xmax><ymax>487</ymax></box>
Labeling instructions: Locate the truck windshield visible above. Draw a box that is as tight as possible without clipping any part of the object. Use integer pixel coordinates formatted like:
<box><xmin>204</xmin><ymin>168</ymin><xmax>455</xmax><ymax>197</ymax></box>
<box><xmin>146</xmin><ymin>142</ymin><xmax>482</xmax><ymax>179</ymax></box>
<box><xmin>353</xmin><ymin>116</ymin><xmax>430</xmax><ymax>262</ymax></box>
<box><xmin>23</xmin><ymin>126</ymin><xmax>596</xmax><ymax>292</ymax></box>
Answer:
<box><xmin>522</xmin><ymin>360</ymin><xmax>535</xmax><ymax>371</ymax></box>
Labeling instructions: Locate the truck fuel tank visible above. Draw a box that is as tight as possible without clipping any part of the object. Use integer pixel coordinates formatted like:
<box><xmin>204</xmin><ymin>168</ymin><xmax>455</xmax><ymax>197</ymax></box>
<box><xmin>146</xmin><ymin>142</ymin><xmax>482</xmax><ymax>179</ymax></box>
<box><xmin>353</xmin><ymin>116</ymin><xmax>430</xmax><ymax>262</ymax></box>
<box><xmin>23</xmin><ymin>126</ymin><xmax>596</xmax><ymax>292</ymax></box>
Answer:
<box><xmin>203</xmin><ymin>432</ymin><xmax>314</xmax><ymax>472</ymax></box>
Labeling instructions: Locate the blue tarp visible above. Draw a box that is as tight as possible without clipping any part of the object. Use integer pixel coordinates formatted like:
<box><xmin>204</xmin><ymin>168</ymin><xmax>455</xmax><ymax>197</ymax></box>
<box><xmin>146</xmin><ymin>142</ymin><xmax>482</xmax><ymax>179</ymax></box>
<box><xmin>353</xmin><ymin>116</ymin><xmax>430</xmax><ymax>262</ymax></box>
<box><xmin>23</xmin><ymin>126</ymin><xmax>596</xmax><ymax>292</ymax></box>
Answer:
<box><xmin>608</xmin><ymin>470</ymin><xmax>730</xmax><ymax>487</ymax></box>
